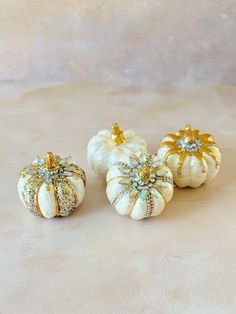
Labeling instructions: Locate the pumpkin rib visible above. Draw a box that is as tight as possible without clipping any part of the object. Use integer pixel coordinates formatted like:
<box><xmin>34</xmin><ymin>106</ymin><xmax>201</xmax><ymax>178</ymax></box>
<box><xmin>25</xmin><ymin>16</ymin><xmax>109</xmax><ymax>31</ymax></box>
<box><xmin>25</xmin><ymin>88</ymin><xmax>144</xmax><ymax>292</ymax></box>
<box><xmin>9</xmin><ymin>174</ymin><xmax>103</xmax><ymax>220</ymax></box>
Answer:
<box><xmin>22</xmin><ymin>174</ymin><xmax>43</xmax><ymax>216</ymax></box>
<box><xmin>67</xmin><ymin>176</ymin><xmax>85</xmax><ymax>208</ymax></box>
<box><xmin>177</xmin><ymin>151</ymin><xmax>187</xmax><ymax>176</ymax></box>
<box><xmin>34</xmin><ymin>179</ymin><xmax>44</xmax><ymax>217</ymax></box>
<box><xmin>111</xmin><ymin>184</ymin><xmax>132</xmax><ymax>207</ymax></box>
<box><xmin>129</xmin><ymin>191</ymin><xmax>140</xmax><ymax>216</ymax></box>
<box><xmin>164</xmin><ymin>147</ymin><xmax>181</xmax><ymax>163</ymax></box>
<box><xmin>70</xmin><ymin>171</ymin><xmax>86</xmax><ymax>187</ymax></box>
<box><xmin>192</xmin><ymin>151</ymin><xmax>206</xmax><ymax>174</ymax></box>
<box><xmin>153</xmin><ymin>185</ymin><xmax>166</xmax><ymax>205</ymax></box>
<box><xmin>201</xmin><ymin>147</ymin><xmax>220</xmax><ymax>168</ymax></box>
<box><xmin>203</xmin><ymin>141</ymin><xmax>221</xmax><ymax>151</ymax></box>
<box><xmin>55</xmin><ymin>178</ymin><xmax>78</xmax><ymax>217</ymax></box>
<box><xmin>106</xmin><ymin>175</ymin><xmax>129</xmax><ymax>185</ymax></box>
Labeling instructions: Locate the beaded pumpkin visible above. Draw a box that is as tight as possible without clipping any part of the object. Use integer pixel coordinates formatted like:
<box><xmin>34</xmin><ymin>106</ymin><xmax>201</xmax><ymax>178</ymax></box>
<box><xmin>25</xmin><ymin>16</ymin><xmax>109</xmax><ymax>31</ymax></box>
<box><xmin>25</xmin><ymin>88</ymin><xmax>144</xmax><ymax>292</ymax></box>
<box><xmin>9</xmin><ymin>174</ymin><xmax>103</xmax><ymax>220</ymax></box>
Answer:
<box><xmin>18</xmin><ymin>152</ymin><xmax>86</xmax><ymax>218</ymax></box>
<box><xmin>106</xmin><ymin>153</ymin><xmax>174</xmax><ymax>220</ymax></box>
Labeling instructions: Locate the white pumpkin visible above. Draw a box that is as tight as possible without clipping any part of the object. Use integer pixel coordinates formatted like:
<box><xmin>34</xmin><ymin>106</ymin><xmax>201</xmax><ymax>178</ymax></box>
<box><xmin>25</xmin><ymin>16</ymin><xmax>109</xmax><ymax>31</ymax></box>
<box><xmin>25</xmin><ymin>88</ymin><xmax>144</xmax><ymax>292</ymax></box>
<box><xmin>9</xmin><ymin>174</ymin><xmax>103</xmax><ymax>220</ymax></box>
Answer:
<box><xmin>106</xmin><ymin>153</ymin><xmax>174</xmax><ymax>220</ymax></box>
<box><xmin>156</xmin><ymin>125</ymin><xmax>222</xmax><ymax>188</ymax></box>
<box><xmin>18</xmin><ymin>152</ymin><xmax>86</xmax><ymax>218</ymax></box>
<box><xmin>87</xmin><ymin>123</ymin><xmax>147</xmax><ymax>177</ymax></box>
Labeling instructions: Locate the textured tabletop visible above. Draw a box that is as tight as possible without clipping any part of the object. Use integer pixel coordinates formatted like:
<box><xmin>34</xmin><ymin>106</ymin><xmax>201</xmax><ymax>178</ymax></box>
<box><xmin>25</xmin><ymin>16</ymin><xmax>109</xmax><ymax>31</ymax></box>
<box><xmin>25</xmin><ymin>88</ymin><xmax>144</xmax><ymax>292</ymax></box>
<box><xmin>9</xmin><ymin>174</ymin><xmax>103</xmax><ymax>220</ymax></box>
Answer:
<box><xmin>0</xmin><ymin>83</ymin><xmax>236</xmax><ymax>314</ymax></box>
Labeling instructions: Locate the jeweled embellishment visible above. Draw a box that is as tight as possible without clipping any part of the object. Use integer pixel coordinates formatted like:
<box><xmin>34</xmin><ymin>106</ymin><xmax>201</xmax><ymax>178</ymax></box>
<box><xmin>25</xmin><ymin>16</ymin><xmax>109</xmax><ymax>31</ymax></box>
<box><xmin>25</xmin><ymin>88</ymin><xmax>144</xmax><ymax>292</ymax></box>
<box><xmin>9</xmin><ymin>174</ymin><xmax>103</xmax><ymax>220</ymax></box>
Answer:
<box><xmin>21</xmin><ymin>153</ymin><xmax>86</xmax><ymax>187</ymax></box>
<box><xmin>106</xmin><ymin>153</ymin><xmax>174</xmax><ymax>219</ymax></box>
<box><xmin>117</xmin><ymin>154</ymin><xmax>173</xmax><ymax>202</ymax></box>
<box><xmin>176</xmin><ymin>138</ymin><xmax>202</xmax><ymax>153</ymax></box>
<box><xmin>159</xmin><ymin>124</ymin><xmax>221</xmax><ymax>176</ymax></box>
<box><xmin>18</xmin><ymin>152</ymin><xmax>86</xmax><ymax>218</ymax></box>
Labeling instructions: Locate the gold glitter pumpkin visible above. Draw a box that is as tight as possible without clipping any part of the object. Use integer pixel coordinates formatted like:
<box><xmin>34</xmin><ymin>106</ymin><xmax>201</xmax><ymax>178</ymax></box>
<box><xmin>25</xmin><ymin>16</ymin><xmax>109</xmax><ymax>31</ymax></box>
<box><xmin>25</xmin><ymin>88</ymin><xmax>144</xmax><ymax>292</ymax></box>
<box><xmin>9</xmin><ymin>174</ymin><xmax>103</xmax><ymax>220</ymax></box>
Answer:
<box><xmin>17</xmin><ymin>152</ymin><xmax>86</xmax><ymax>218</ymax></box>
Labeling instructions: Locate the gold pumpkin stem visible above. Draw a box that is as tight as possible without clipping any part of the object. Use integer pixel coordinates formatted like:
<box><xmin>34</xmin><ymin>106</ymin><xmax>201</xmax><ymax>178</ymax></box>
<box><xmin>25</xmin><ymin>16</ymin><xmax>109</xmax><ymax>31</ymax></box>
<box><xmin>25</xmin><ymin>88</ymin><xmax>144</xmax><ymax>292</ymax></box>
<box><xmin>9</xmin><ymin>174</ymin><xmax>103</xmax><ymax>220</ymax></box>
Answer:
<box><xmin>111</xmin><ymin>123</ymin><xmax>125</xmax><ymax>145</ymax></box>
<box><xmin>184</xmin><ymin>124</ymin><xmax>195</xmax><ymax>143</ymax></box>
<box><xmin>44</xmin><ymin>152</ymin><xmax>58</xmax><ymax>170</ymax></box>
<box><xmin>185</xmin><ymin>124</ymin><xmax>192</xmax><ymax>132</ymax></box>
<box><xmin>137</xmin><ymin>165</ymin><xmax>151</xmax><ymax>184</ymax></box>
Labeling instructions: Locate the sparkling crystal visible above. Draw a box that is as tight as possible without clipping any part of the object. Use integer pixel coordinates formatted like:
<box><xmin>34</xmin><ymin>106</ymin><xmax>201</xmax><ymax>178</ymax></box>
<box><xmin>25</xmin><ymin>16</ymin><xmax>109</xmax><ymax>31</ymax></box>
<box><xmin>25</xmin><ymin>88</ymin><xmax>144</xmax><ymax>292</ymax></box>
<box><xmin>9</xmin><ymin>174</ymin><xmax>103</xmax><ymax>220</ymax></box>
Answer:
<box><xmin>151</xmin><ymin>159</ymin><xmax>161</xmax><ymax>168</ymax></box>
<box><xmin>140</xmin><ymin>189</ymin><xmax>148</xmax><ymax>200</ymax></box>
<box><xmin>139</xmin><ymin>153</ymin><xmax>146</xmax><ymax>164</ymax></box>
<box><xmin>119</xmin><ymin>167</ymin><xmax>130</xmax><ymax>175</ymax></box>
<box><xmin>129</xmin><ymin>154</ymin><xmax>139</xmax><ymax>167</ymax></box>
<box><xmin>59</xmin><ymin>157</ymin><xmax>72</xmax><ymax>166</ymax></box>
<box><xmin>176</xmin><ymin>138</ymin><xmax>202</xmax><ymax>153</ymax></box>
<box><xmin>119</xmin><ymin>178</ymin><xmax>130</xmax><ymax>185</ymax></box>
<box><xmin>33</xmin><ymin>157</ymin><xmax>44</xmax><ymax>166</ymax></box>
<box><xmin>157</xmin><ymin>170</ymin><xmax>169</xmax><ymax>176</ymax></box>
<box><xmin>64</xmin><ymin>171</ymin><xmax>73</xmax><ymax>177</ymax></box>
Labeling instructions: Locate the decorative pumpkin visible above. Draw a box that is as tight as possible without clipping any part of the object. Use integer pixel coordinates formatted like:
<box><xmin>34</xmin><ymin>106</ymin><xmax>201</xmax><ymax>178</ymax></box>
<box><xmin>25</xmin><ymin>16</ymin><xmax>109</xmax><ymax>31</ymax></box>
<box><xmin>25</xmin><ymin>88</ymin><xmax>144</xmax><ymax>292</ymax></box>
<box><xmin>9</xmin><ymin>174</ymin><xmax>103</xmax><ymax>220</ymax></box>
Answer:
<box><xmin>106</xmin><ymin>153</ymin><xmax>174</xmax><ymax>220</ymax></box>
<box><xmin>18</xmin><ymin>152</ymin><xmax>86</xmax><ymax>218</ymax></box>
<box><xmin>87</xmin><ymin>123</ymin><xmax>147</xmax><ymax>177</ymax></box>
<box><xmin>156</xmin><ymin>124</ymin><xmax>222</xmax><ymax>188</ymax></box>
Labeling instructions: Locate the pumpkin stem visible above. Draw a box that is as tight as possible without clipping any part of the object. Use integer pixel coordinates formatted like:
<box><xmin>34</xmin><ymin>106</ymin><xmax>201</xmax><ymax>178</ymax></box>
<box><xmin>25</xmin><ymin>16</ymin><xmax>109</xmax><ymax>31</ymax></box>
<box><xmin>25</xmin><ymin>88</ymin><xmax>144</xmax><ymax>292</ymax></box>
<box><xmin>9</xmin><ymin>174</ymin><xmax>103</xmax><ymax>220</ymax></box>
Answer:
<box><xmin>44</xmin><ymin>152</ymin><xmax>58</xmax><ymax>170</ymax></box>
<box><xmin>137</xmin><ymin>165</ymin><xmax>151</xmax><ymax>184</ymax></box>
<box><xmin>111</xmin><ymin>123</ymin><xmax>125</xmax><ymax>145</ymax></box>
<box><xmin>184</xmin><ymin>124</ymin><xmax>195</xmax><ymax>143</ymax></box>
<box><xmin>185</xmin><ymin>124</ymin><xmax>192</xmax><ymax>132</ymax></box>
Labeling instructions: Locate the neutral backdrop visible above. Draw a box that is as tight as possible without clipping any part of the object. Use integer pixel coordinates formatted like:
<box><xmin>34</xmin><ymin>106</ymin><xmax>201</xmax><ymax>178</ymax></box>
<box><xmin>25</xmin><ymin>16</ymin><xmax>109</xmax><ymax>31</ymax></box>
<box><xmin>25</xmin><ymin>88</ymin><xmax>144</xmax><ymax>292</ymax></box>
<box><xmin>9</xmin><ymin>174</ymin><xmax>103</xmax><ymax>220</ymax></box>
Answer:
<box><xmin>0</xmin><ymin>0</ymin><xmax>235</xmax><ymax>84</ymax></box>
<box><xmin>0</xmin><ymin>1</ymin><xmax>236</xmax><ymax>313</ymax></box>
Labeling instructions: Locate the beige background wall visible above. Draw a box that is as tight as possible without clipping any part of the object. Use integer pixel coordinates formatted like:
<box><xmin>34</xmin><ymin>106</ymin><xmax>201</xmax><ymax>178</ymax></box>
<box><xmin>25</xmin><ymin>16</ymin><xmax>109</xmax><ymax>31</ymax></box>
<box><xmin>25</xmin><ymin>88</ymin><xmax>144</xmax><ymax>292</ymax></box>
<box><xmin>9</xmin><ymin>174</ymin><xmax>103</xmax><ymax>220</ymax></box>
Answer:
<box><xmin>0</xmin><ymin>0</ymin><xmax>235</xmax><ymax>84</ymax></box>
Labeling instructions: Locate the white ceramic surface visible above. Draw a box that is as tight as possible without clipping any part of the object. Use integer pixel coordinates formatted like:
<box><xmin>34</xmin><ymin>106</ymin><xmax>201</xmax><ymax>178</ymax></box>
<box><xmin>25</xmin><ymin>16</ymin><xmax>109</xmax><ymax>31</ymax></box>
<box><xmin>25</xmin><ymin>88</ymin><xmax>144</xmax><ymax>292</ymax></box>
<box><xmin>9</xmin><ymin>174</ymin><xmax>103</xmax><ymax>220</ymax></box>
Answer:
<box><xmin>87</xmin><ymin>129</ymin><xmax>147</xmax><ymax>177</ymax></box>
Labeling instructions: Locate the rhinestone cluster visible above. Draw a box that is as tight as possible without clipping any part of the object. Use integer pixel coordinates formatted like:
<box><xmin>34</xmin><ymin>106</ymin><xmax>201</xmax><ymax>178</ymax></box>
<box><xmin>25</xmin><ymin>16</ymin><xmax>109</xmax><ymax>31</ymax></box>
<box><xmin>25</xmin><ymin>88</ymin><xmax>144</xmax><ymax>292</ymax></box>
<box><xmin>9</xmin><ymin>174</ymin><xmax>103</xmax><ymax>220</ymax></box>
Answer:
<box><xmin>117</xmin><ymin>154</ymin><xmax>173</xmax><ymax>201</ymax></box>
<box><xmin>21</xmin><ymin>156</ymin><xmax>86</xmax><ymax>186</ymax></box>
<box><xmin>146</xmin><ymin>192</ymin><xmax>155</xmax><ymax>217</ymax></box>
<box><xmin>176</xmin><ymin>138</ymin><xmax>202</xmax><ymax>153</ymax></box>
